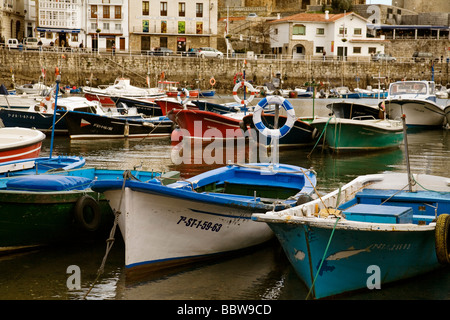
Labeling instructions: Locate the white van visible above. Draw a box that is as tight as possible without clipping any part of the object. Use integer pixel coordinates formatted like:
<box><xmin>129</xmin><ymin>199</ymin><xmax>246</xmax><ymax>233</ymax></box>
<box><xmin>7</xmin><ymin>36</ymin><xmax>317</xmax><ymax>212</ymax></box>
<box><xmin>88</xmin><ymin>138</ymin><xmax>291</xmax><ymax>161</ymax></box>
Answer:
<box><xmin>6</xmin><ymin>38</ymin><xmax>19</xmax><ymax>49</ymax></box>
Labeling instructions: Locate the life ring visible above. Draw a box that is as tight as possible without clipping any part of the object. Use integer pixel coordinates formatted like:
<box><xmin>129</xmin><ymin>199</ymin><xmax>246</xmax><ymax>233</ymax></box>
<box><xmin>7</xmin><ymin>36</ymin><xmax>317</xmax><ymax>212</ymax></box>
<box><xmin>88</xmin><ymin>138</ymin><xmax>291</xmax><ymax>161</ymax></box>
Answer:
<box><xmin>73</xmin><ymin>195</ymin><xmax>101</xmax><ymax>232</ymax></box>
<box><xmin>435</xmin><ymin>214</ymin><xmax>450</xmax><ymax>265</ymax></box>
<box><xmin>176</xmin><ymin>88</ymin><xmax>190</xmax><ymax>105</ymax></box>
<box><xmin>252</xmin><ymin>95</ymin><xmax>296</xmax><ymax>138</ymax></box>
<box><xmin>232</xmin><ymin>81</ymin><xmax>256</xmax><ymax>105</ymax></box>
<box><xmin>210</xmin><ymin>77</ymin><xmax>216</xmax><ymax>86</ymax></box>
<box><xmin>39</xmin><ymin>96</ymin><xmax>54</xmax><ymax>113</ymax></box>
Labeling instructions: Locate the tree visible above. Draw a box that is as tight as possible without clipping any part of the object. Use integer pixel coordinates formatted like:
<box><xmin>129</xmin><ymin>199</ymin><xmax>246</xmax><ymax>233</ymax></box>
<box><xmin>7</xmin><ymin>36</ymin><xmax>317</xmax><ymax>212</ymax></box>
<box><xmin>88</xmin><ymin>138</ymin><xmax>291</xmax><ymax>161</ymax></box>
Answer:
<box><xmin>331</xmin><ymin>0</ymin><xmax>353</xmax><ymax>13</ymax></box>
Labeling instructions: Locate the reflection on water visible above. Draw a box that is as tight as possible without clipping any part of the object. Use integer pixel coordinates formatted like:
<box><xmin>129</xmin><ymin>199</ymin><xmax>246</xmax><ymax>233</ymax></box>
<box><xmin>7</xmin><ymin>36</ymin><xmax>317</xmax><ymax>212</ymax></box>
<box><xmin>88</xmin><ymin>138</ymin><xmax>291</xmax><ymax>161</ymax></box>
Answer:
<box><xmin>1</xmin><ymin>122</ymin><xmax>449</xmax><ymax>300</ymax></box>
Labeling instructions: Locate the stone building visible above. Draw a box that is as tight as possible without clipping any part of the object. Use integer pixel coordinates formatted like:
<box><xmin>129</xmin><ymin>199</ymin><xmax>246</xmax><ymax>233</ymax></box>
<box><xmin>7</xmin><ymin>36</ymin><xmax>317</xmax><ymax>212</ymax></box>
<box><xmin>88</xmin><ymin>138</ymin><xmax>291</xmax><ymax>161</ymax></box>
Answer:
<box><xmin>128</xmin><ymin>0</ymin><xmax>219</xmax><ymax>53</ymax></box>
<box><xmin>0</xmin><ymin>0</ymin><xmax>25</xmax><ymax>42</ymax></box>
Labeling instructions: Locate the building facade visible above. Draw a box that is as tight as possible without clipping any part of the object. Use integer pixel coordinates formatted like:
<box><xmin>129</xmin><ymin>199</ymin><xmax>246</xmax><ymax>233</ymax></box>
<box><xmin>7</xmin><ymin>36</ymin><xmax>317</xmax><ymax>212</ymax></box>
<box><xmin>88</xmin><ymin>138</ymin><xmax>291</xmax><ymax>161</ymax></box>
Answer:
<box><xmin>0</xmin><ymin>0</ymin><xmax>25</xmax><ymax>42</ymax></box>
<box><xmin>129</xmin><ymin>0</ymin><xmax>218</xmax><ymax>53</ymax></box>
<box><xmin>269</xmin><ymin>11</ymin><xmax>387</xmax><ymax>60</ymax></box>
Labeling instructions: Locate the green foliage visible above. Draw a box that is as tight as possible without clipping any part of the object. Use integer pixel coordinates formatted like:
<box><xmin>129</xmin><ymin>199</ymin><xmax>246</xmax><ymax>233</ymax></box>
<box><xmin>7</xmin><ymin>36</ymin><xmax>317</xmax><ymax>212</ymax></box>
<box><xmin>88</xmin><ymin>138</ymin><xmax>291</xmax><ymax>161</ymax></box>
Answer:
<box><xmin>331</xmin><ymin>0</ymin><xmax>353</xmax><ymax>13</ymax></box>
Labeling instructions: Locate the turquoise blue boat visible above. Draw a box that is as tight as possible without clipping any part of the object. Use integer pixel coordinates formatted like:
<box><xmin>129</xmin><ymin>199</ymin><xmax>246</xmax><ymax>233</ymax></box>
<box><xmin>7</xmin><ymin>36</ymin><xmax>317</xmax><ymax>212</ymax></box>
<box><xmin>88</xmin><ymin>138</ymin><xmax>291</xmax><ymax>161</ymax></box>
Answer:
<box><xmin>252</xmin><ymin>172</ymin><xmax>450</xmax><ymax>299</ymax></box>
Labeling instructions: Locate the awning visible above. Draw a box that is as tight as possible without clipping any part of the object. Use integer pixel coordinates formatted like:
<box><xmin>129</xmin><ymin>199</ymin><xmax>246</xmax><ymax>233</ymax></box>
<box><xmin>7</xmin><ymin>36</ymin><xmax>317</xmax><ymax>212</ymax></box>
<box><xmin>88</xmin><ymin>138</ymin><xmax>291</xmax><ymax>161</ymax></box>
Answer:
<box><xmin>37</xmin><ymin>28</ymin><xmax>81</xmax><ymax>33</ymax></box>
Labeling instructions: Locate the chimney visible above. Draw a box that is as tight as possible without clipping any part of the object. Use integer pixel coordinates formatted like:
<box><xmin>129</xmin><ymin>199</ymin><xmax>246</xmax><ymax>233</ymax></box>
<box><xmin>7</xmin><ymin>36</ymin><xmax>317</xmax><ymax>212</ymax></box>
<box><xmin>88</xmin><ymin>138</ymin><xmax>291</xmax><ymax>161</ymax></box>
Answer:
<box><xmin>325</xmin><ymin>10</ymin><xmax>329</xmax><ymax>20</ymax></box>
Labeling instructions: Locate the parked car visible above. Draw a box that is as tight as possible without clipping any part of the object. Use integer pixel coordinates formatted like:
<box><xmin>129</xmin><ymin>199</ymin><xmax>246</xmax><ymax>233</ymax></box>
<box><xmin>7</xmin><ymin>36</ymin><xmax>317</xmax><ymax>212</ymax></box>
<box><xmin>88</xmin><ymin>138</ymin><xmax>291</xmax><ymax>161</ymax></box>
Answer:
<box><xmin>371</xmin><ymin>53</ymin><xmax>396</xmax><ymax>62</ymax></box>
<box><xmin>182</xmin><ymin>48</ymin><xmax>200</xmax><ymax>57</ymax></box>
<box><xmin>198</xmin><ymin>47</ymin><xmax>224</xmax><ymax>58</ymax></box>
<box><xmin>149</xmin><ymin>47</ymin><xmax>173</xmax><ymax>56</ymax></box>
<box><xmin>412</xmin><ymin>51</ymin><xmax>439</xmax><ymax>62</ymax></box>
<box><xmin>6</xmin><ymin>38</ymin><xmax>19</xmax><ymax>49</ymax></box>
<box><xmin>23</xmin><ymin>37</ymin><xmax>39</xmax><ymax>50</ymax></box>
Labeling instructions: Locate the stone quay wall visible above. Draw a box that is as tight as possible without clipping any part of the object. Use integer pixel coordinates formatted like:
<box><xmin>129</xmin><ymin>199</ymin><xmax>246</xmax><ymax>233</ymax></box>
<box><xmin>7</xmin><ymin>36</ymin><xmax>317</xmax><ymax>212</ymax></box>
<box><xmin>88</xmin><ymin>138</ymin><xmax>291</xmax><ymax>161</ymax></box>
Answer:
<box><xmin>0</xmin><ymin>47</ymin><xmax>449</xmax><ymax>93</ymax></box>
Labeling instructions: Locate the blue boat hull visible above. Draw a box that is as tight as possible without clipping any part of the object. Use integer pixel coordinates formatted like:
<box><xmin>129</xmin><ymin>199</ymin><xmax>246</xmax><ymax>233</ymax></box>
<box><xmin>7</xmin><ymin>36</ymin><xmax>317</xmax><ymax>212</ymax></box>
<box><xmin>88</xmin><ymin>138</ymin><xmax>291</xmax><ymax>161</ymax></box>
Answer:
<box><xmin>270</xmin><ymin>223</ymin><xmax>439</xmax><ymax>299</ymax></box>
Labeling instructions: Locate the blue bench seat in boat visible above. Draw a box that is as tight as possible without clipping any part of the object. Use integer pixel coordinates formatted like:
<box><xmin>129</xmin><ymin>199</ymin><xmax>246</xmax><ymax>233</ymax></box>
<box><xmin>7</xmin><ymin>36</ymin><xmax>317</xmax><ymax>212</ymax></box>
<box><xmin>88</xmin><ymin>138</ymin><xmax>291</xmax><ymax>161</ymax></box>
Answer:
<box><xmin>343</xmin><ymin>204</ymin><xmax>413</xmax><ymax>224</ymax></box>
<box><xmin>6</xmin><ymin>175</ymin><xmax>92</xmax><ymax>191</ymax></box>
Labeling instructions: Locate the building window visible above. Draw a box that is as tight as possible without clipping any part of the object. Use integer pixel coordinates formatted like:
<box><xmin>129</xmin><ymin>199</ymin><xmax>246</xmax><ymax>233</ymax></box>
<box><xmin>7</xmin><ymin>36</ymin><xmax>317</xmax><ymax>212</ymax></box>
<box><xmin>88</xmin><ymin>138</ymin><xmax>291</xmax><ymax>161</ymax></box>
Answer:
<box><xmin>161</xmin><ymin>21</ymin><xmax>167</xmax><ymax>33</ymax></box>
<box><xmin>142</xmin><ymin>1</ymin><xmax>149</xmax><ymax>16</ymax></box>
<box><xmin>161</xmin><ymin>2</ymin><xmax>167</xmax><ymax>16</ymax></box>
<box><xmin>316</xmin><ymin>46</ymin><xmax>324</xmax><ymax>53</ymax></box>
<box><xmin>368</xmin><ymin>47</ymin><xmax>377</xmax><ymax>54</ymax></box>
<box><xmin>293</xmin><ymin>24</ymin><xmax>306</xmax><ymax>35</ymax></box>
<box><xmin>143</xmin><ymin>20</ymin><xmax>149</xmax><ymax>32</ymax></box>
<box><xmin>91</xmin><ymin>5</ymin><xmax>97</xmax><ymax>18</ymax></box>
<box><xmin>196</xmin><ymin>22</ymin><xmax>203</xmax><ymax>34</ymax></box>
<box><xmin>115</xmin><ymin>6</ymin><xmax>121</xmax><ymax>19</ymax></box>
<box><xmin>316</xmin><ymin>28</ymin><xmax>324</xmax><ymax>35</ymax></box>
<box><xmin>339</xmin><ymin>27</ymin><xmax>347</xmax><ymax>36</ymax></box>
<box><xmin>196</xmin><ymin>3</ymin><xmax>203</xmax><ymax>18</ymax></box>
<box><xmin>353</xmin><ymin>47</ymin><xmax>361</xmax><ymax>54</ymax></box>
<box><xmin>178</xmin><ymin>21</ymin><xmax>185</xmax><ymax>34</ymax></box>
<box><xmin>103</xmin><ymin>22</ymin><xmax>110</xmax><ymax>31</ymax></box>
<box><xmin>354</xmin><ymin>28</ymin><xmax>362</xmax><ymax>35</ymax></box>
<box><xmin>103</xmin><ymin>5</ymin><xmax>110</xmax><ymax>18</ymax></box>
<box><xmin>179</xmin><ymin>2</ymin><xmax>185</xmax><ymax>17</ymax></box>
<box><xmin>115</xmin><ymin>23</ymin><xmax>121</xmax><ymax>32</ymax></box>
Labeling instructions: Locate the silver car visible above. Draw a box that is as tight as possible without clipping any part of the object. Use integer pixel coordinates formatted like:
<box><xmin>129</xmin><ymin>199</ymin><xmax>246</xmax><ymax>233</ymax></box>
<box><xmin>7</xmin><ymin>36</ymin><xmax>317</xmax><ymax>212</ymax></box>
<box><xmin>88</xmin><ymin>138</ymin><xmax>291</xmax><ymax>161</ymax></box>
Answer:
<box><xmin>198</xmin><ymin>47</ymin><xmax>224</xmax><ymax>58</ymax></box>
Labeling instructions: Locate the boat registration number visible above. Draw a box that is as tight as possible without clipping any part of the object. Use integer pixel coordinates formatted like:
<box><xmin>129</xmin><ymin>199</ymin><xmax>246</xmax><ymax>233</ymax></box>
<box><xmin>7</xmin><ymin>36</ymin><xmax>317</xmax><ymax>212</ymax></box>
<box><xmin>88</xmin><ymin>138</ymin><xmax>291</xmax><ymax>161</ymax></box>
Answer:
<box><xmin>177</xmin><ymin>216</ymin><xmax>222</xmax><ymax>232</ymax></box>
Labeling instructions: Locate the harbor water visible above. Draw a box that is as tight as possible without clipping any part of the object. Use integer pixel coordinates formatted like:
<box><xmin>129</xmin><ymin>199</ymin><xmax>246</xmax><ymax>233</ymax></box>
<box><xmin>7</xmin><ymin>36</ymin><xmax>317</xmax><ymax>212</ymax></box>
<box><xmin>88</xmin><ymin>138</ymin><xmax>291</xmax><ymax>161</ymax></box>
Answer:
<box><xmin>0</xmin><ymin>97</ymin><xmax>449</xmax><ymax>301</ymax></box>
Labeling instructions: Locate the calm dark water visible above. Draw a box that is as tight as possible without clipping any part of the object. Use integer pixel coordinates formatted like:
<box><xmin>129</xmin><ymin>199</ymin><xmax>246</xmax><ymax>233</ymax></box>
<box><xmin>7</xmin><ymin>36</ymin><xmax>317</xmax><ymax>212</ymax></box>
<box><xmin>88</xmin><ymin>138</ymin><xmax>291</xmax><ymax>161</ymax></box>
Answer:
<box><xmin>0</xmin><ymin>98</ymin><xmax>449</xmax><ymax>301</ymax></box>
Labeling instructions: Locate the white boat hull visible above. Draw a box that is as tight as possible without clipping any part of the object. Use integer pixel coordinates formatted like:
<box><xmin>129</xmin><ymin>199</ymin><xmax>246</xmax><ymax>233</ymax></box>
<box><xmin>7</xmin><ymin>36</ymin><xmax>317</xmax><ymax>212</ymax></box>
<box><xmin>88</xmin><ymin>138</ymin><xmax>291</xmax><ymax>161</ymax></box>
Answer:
<box><xmin>384</xmin><ymin>99</ymin><xmax>445</xmax><ymax>127</ymax></box>
<box><xmin>105</xmin><ymin>187</ymin><xmax>273</xmax><ymax>275</ymax></box>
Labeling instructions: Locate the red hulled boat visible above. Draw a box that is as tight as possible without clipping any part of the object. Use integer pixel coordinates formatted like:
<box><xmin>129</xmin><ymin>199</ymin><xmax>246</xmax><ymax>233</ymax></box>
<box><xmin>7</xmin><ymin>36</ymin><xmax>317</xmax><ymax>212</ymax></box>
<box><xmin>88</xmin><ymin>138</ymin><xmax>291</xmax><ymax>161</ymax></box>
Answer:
<box><xmin>0</xmin><ymin>127</ymin><xmax>46</xmax><ymax>163</ymax></box>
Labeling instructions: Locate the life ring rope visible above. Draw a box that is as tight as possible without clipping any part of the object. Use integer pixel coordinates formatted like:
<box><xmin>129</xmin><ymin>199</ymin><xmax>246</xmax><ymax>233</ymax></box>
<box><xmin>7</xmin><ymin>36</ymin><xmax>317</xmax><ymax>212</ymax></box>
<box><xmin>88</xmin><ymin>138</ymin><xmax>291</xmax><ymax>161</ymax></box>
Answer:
<box><xmin>252</xmin><ymin>95</ymin><xmax>296</xmax><ymax>138</ymax></box>
<box><xmin>232</xmin><ymin>81</ymin><xmax>256</xmax><ymax>105</ymax></box>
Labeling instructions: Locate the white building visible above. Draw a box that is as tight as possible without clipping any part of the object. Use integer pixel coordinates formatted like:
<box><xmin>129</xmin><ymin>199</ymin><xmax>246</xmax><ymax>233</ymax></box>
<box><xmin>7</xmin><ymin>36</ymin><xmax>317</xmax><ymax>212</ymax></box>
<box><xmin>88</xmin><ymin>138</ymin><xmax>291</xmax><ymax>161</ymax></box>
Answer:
<box><xmin>36</xmin><ymin>0</ymin><xmax>83</xmax><ymax>47</ymax></box>
<box><xmin>269</xmin><ymin>11</ymin><xmax>387</xmax><ymax>60</ymax></box>
<box><xmin>86</xmin><ymin>0</ymin><xmax>128</xmax><ymax>52</ymax></box>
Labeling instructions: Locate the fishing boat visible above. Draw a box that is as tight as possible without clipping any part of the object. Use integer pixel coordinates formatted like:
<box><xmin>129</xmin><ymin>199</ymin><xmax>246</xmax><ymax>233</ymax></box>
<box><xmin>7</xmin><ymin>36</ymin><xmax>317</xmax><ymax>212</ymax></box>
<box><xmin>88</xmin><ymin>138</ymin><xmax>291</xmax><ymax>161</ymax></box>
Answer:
<box><xmin>444</xmin><ymin>104</ymin><xmax>450</xmax><ymax>128</ymax></box>
<box><xmin>241</xmin><ymin>113</ymin><xmax>318</xmax><ymax>148</ymax></box>
<box><xmin>158</xmin><ymin>80</ymin><xmax>199</xmax><ymax>98</ymax></box>
<box><xmin>110</xmin><ymin>96</ymin><xmax>163</xmax><ymax>117</ymax></box>
<box><xmin>0</xmin><ymin>96</ymin><xmax>109</xmax><ymax>135</ymax></box>
<box><xmin>311</xmin><ymin>116</ymin><xmax>403</xmax><ymax>152</ymax></box>
<box><xmin>83</xmin><ymin>78</ymin><xmax>166</xmax><ymax>107</ymax></box>
<box><xmin>0</xmin><ymin>167</ymin><xmax>179</xmax><ymax>254</ymax></box>
<box><xmin>0</xmin><ymin>127</ymin><xmax>46</xmax><ymax>163</ymax></box>
<box><xmin>192</xmin><ymin>100</ymin><xmax>244</xmax><ymax>114</ymax></box>
<box><xmin>15</xmin><ymin>82</ymin><xmax>51</xmax><ymax>95</ymax></box>
<box><xmin>326</xmin><ymin>101</ymin><xmax>383</xmax><ymax>119</ymax></box>
<box><xmin>383</xmin><ymin>80</ymin><xmax>445</xmax><ymax>127</ymax></box>
<box><xmin>252</xmin><ymin>172</ymin><xmax>450</xmax><ymax>299</ymax></box>
<box><xmin>155</xmin><ymin>97</ymin><xmax>198</xmax><ymax>116</ymax></box>
<box><xmin>64</xmin><ymin>110</ymin><xmax>174</xmax><ymax>139</ymax></box>
<box><xmin>91</xmin><ymin>95</ymin><xmax>317</xmax><ymax>277</ymax></box>
<box><xmin>167</xmin><ymin>108</ymin><xmax>246</xmax><ymax>140</ymax></box>
<box><xmin>0</xmin><ymin>155</ymin><xmax>85</xmax><ymax>180</ymax></box>
<box><xmin>199</xmin><ymin>89</ymin><xmax>215</xmax><ymax>97</ymax></box>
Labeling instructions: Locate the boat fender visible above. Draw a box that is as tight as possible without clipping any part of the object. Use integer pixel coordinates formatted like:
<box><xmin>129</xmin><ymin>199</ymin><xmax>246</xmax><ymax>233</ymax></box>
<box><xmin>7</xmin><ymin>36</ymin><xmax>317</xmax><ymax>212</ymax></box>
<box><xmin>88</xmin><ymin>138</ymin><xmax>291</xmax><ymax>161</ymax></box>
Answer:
<box><xmin>210</xmin><ymin>77</ymin><xmax>216</xmax><ymax>86</ymax></box>
<box><xmin>239</xmin><ymin>120</ymin><xmax>247</xmax><ymax>132</ymax></box>
<box><xmin>435</xmin><ymin>214</ymin><xmax>450</xmax><ymax>265</ymax></box>
<box><xmin>311</xmin><ymin>127</ymin><xmax>319</xmax><ymax>139</ymax></box>
<box><xmin>252</xmin><ymin>95</ymin><xmax>296</xmax><ymax>138</ymax></box>
<box><xmin>176</xmin><ymin>88</ymin><xmax>190</xmax><ymax>105</ymax></box>
<box><xmin>73</xmin><ymin>195</ymin><xmax>102</xmax><ymax>232</ymax></box>
<box><xmin>232</xmin><ymin>81</ymin><xmax>256</xmax><ymax>105</ymax></box>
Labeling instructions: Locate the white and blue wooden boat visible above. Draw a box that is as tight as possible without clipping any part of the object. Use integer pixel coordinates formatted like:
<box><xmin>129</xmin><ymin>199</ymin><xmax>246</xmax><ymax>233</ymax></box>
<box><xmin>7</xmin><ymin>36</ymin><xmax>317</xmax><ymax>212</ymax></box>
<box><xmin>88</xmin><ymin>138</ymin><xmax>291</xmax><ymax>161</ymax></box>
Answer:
<box><xmin>91</xmin><ymin>95</ymin><xmax>318</xmax><ymax>277</ymax></box>
<box><xmin>92</xmin><ymin>163</ymin><xmax>317</xmax><ymax>277</ymax></box>
<box><xmin>252</xmin><ymin>172</ymin><xmax>450</xmax><ymax>299</ymax></box>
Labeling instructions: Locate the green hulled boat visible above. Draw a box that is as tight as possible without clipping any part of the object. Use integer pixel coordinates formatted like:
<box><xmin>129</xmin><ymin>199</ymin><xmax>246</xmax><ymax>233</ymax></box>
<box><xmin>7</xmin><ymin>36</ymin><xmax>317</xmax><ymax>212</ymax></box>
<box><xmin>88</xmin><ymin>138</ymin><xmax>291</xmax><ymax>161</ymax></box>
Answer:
<box><xmin>311</xmin><ymin>116</ymin><xmax>404</xmax><ymax>152</ymax></box>
<box><xmin>0</xmin><ymin>167</ymin><xmax>179</xmax><ymax>254</ymax></box>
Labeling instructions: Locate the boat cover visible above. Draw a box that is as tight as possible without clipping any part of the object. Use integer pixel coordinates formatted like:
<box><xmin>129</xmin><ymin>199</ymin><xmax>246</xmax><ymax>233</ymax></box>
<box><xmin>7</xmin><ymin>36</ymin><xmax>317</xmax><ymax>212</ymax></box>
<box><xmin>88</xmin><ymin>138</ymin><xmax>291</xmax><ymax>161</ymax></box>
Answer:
<box><xmin>6</xmin><ymin>175</ymin><xmax>92</xmax><ymax>191</ymax></box>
